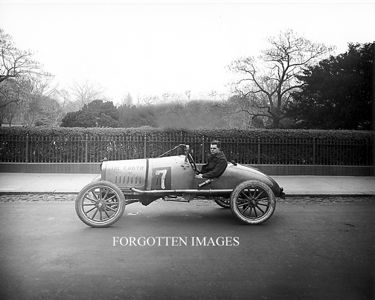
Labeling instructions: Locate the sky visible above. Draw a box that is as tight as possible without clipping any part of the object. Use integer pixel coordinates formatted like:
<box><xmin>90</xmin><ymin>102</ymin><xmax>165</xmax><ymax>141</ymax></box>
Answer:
<box><xmin>0</xmin><ymin>0</ymin><xmax>375</xmax><ymax>104</ymax></box>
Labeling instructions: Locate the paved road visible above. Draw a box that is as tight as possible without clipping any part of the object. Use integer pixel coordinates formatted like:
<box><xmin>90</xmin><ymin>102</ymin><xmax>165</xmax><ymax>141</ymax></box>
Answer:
<box><xmin>0</xmin><ymin>196</ymin><xmax>374</xmax><ymax>300</ymax></box>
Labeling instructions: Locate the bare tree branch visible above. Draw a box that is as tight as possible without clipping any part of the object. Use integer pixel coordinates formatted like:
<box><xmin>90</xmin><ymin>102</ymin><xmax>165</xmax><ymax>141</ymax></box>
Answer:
<box><xmin>229</xmin><ymin>29</ymin><xmax>332</xmax><ymax>128</ymax></box>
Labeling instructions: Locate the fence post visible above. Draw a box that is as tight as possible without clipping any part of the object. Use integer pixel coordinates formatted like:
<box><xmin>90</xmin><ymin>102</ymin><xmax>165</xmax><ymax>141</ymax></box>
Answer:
<box><xmin>144</xmin><ymin>132</ymin><xmax>147</xmax><ymax>158</ymax></box>
<box><xmin>312</xmin><ymin>137</ymin><xmax>316</xmax><ymax>164</ymax></box>
<box><xmin>85</xmin><ymin>134</ymin><xmax>88</xmax><ymax>163</ymax></box>
<box><xmin>201</xmin><ymin>136</ymin><xmax>205</xmax><ymax>163</ymax></box>
<box><xmin>257</xmin><ymin>137</ymin><xmax>261</xmax><ymax>164</ymax></box>
<box><xmin>25</xmin><ymin>134</ymin><xmax>29</xmax><ymax>163</ymax></box>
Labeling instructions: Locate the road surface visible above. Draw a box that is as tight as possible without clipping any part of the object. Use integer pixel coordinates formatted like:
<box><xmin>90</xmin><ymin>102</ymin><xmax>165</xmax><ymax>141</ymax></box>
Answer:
<box><xmin>0</xmin><ymin>195</ymin><xmax>374</xmax><ymax>300</ymax></box>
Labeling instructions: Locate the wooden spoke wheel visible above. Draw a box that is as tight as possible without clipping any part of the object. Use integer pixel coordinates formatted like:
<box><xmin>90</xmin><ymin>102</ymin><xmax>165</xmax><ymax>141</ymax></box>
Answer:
<box><xmin>230</xmin><ymin>180</ymin><xmax>276</xmax><ymax>224</ymax></box>
<box><xmin>75</xmin><ymin>181</ymin><xmax>126</xmax><ymax>227</ymax></box>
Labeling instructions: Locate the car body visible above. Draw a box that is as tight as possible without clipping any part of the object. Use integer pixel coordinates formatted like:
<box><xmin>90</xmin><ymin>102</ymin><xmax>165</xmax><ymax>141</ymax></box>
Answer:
<box><xmin>75</xmin><ymin>144</ymin><xmax>285</xmax><ymax>227</ymax></box>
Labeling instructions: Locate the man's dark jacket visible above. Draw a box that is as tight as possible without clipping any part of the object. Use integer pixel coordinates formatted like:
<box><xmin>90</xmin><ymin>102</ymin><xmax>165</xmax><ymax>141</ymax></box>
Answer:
<box><xmin>201</xmin><ymin>151</ymin><xmax>227</xmax><ymax>179</ymax></box>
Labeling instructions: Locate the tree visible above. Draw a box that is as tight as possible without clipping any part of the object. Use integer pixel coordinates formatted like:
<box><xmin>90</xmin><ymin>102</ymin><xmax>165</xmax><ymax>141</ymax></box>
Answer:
<box><xmin>224</xmin><ymin>95</ymin><xmax>267</xmax><ymax>128</ymax></box>
<box><xmin>33</xmin><ymin>96</ymin><xmax>62</xmax><ymax>126</ymax></box>
<box><xmin>61</xmin><ymin>100</ymin><xmax>119</xmax><ymax>127</ymax></box>
<box><xmin>0</xmin><ymin>78</ymin><xmax>23</xmax><ymax>120</ymax></box>
<box><xmin>55</xmin><ymin>88</ymin><xmax>81</xmax><ymax>114</ymax></box>
<box><xmin>71</xmin><ymin>81</ymin><xmax>105</xmax><ymax>107</ymax></box>
<box><xmin>0</xmin><ymin>101</ymin><xmax>18</xmax><ymax>126</ymax></box>
<box><xmin>0</xmin><ymin>29</ymin><xmax>45</xmax><ymax>109</ymax></box>
<box><xmin>230</xmin><ymin>30</ymin><xmax>333</xmax><ymax>128</ymax></box>
<box><xmin>55</xmin><ymin>82</ymin><xmax>106</xmax><ymax>118</ymax></box>
<box><xmin>120</xmin><ymin>93</ymin><xmax>133</xmax><ymax>107</ymax></box>
<box><xmin>118</xmin><ymin>104</ymin><xmax>157</xmax><ymax>128</ymax></box>
<box><xmin>1</xmin><ymin>76</ymin><xmax>62</xmax><ymax>126</ymax></box>
<box><xmin>286</xmin><ymin>42</ymin><xmax>374</xmax><ymax>129</ymax></box>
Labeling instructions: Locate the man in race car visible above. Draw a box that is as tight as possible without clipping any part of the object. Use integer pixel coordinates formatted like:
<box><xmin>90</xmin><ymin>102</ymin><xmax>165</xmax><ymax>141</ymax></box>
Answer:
<box><xmin>195</xmin><ymin>140</ymin><xmax>227</xmax><ymax>179</ymax></box>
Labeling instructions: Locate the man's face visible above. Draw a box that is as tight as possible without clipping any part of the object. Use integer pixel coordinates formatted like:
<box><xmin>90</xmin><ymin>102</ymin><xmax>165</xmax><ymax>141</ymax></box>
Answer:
<box><xmin>210</xmin><ymin>144</ymin><xmax>220</xmax><ymax>155</ymax></box>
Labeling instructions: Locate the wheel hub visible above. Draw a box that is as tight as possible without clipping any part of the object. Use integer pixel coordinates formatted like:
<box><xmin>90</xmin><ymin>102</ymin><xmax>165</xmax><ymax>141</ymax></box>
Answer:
<box><xmin>97</xmin><ymin>200</ymin><xmax>105</xmax><ymax>210</ymax></box>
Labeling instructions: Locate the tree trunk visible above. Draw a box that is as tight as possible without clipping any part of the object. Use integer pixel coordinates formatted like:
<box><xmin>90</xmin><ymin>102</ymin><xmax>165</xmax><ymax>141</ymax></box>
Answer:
<box><xmin>271</xmin><ymin>116</ymin><xmax>280</xmax><ymax>128</ymax></box>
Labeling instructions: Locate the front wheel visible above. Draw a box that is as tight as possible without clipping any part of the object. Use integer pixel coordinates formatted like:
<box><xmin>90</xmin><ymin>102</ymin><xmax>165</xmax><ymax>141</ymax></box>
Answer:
<box><xmin>230</xmin><ymin>180</ymin><xmax>276</xmax><ymax>224</ymax></box>
<box><xmin>75</xmin><ymin>180</ymin><xmax>126</xmax><ymax>228</ymax></box>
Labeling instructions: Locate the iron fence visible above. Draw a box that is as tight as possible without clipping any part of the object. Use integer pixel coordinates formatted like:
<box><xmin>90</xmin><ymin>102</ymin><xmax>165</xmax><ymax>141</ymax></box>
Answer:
<box><xmin>0</xmin><ymin>132</ymin><xmax>372</xmax><ymax>165</ymax></box>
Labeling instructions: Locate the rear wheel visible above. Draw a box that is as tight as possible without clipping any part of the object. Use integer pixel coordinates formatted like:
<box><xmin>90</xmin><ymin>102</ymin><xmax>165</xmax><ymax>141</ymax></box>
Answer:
<box><xmin>214</xmin><ymin>197</ymin><xmax>230</xmax><ymax>208</ymax></box>
<box><xmin>230</xmin><ymin>180</ymin><xmax>276</xmax><ymax>224</ymax></box>
<box><xmin>75</xmin><ymin>180</ymin><xmax>125</xmax><ymax>227</ymax></box>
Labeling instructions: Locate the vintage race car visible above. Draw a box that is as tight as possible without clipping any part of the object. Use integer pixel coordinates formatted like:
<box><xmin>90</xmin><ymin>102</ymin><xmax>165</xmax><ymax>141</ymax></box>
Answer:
<box><xmin>75</xmin><ymin>144</ymin><xmax>285</xmax><ymax>227</ymax></box>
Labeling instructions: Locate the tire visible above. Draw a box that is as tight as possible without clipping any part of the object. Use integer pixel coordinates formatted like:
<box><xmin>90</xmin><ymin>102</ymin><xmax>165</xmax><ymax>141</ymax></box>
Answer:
<box><xmin>214</xmin><ymin>197</ymin><xmax>231</xmax><ymax>208</ymax></box>
<box><xmin>75</xmin><ymin>180</ymin><xmax>126</xmax><ymax>228</ymax></box>
<box><xmin>230</xmin><ymin>180</ymin><xmax>276</xmax><ymax>224</ymax></box>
